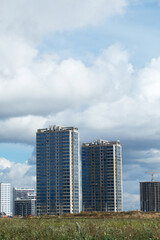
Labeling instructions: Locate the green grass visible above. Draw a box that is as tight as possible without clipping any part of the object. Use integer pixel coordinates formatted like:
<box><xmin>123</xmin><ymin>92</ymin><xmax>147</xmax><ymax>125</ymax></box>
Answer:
<box><xmin>0</xmin><ymin>217</ymin><xmax>160</xmax><ymax>240</ymax></box>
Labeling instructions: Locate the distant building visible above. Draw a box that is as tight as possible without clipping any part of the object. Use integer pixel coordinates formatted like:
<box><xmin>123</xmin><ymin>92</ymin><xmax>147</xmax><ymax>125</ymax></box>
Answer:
<box><xmin>140</xmin><ymin>181</ymin><xmax>160</xmax><ymax>212</ymax></box>
<box><xmin>36</xmin><ymin>125</ymin><xmax>80</xmax><ymax>215</ymax></box>
<box><xmin>0</xmin><ymin>183</ymin><xmax>11</xmax><ymax>216</ymax></box>
<box><xmin>13</xmin><ymin>188</ymin><xmax>36</xmax><ymax>216</ymax></box>
<box><xmin>14</xmin><ymin>199</ymin><xmax>36</xmax><ymax>217</ymax></box>
<box><xmin>82</xmin><ymin>140</ymin><xmax>123</xmax><ymax>212</ymax></box>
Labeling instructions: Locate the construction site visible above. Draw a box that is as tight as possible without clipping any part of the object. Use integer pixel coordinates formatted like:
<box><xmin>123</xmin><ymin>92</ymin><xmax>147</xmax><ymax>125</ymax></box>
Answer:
<box><xmin>140</xmin><ymin>169</ymin><xmax>160</xmax><ymax>212</ymax></box>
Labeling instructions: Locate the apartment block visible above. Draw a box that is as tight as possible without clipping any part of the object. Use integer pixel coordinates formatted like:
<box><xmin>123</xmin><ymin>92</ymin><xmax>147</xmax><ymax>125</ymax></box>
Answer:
<box><xmin>0</xmin><ymin>183</ymin><xmax>11</xmax><ymax>216</ymax></box>
<box><xmin>36</xmin><ymin>125</ymin><xmax>80</xmax><ymax>215</ymax></box>
<box><xmin>13</xmin><ymin>187</ymin><xmax>36</xmax><ymax>216</ymax></box>
<box><xmin>82</xmin><ymin>140</ymin><xmax>123</xmax><ymax>212</ymax></box>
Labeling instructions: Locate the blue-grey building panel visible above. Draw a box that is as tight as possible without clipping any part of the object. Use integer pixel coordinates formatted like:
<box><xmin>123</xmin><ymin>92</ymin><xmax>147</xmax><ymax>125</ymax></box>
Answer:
<box><xmin>82</xmin><ymin>140</ymin><xmax>123</xmax><ymax>212</ymax></box>
<box><xmin>36</xmin><ymin>126</ymin><xmax>80</xmax><ymax>215</ymax></box>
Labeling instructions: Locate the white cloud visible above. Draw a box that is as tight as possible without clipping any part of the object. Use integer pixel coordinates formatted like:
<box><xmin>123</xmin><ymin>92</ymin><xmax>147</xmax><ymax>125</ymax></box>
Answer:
<box><xmin>0</xmin><ymin>0</ymin><xmax>127</xmax><ymax>42</ymax></box>
<box><xmin>0</xmin><ymin>0</ymin><xmax>160</xmax><ymax>212</ymax></box>
<box><xmin>133</xmin><ymin>148</ymin><xmax>160</xmax><ymax>164</ymax></box>
<box><xmin>122</xmin><ymin>164</ymin><xmax>148</xmax><ymax>210</ymax></box>
<box><xmin>0</xmin><ymin>158</ymin><xmax>13</xmax><ymax>170</ymax></box>
<box><xmin>123</xmin><ymin>193</ymin><xmax>140</xmax><ymax>211</ymax></box>
<box><xmin>1</xmin><ymin>43</ymin><xmax>160</xmax><ymax>145</ymax></box>
<box><xmin>1</xmin><ymin>44</ymin><xmax>131</xmax><ymax>112</ymax></box>
<box><xmin>0</xmin><ymin>115</ymin><xmax>46</xmax><ymax>144</ymax></box>
<box><xmin>0</xmin><ymin>157</ymin><xmax>35</xmax><ymax>188</ymax></box>
<box><xmin>136</xmin><ymin>57</ymin><xmax>160</xmax><ymax>102</ymax></box>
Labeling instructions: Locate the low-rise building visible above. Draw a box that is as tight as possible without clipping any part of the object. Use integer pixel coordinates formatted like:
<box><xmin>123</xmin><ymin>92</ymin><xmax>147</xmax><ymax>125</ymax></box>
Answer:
<box><xmin>13</xmin><ymin>188</ymin><xmax>36</xmax><ymax>216</ymax></box>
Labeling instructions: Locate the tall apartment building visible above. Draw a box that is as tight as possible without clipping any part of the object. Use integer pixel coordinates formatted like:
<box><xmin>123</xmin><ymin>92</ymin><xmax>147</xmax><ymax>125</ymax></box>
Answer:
<box><xmin>36</xmin><ymin>125</ymin><xmax>80</xmax><ymax>215</ymax></box>
<box><xmin>82</xmin><ymin>140</ymin><xmax>123</xmax><ymax>212</ymax></box>
<box><xmin>13</xmin><ymin>188</ymin><xmax>36</xmax><ymax>216</ymax></box>
<box><xmin>140</xmin><ymin>181</ymin><xmax>160</xmax><ymax>212</ymax></box>
<box><xmin>0</xmin><ymin>183</ymin><xmax>11</xmax><ymax>216</ymax></box>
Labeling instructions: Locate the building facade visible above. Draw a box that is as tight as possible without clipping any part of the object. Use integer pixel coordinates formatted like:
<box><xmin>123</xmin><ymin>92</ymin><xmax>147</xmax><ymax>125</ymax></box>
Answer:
<box><xmin>14</xmin><ymin>199</ymin><xmax>36</xmax><ymax>217</ymax></box>
<box><xmin>0</xmin><ymin>183</ymin><xmax>11</xmax><ymax>216</ymax></box>
<box><xmin>36</xmin><ymin>125</ymin><xmax>80</xmax><ymax>215</ymax></box>
<box><xmin>82</xmin><ymin>140</ymin><xmax>123</xmax><ymax>212</ymax></box>
<box><xmin>13</xmin><ymin>188</ymin><xmax>36</xmax><ymax>216</ymax></box>
<box><xmin>140</xmin><ymin>181</ymin><xmax>160</xmax><ymax>212</ymax></box>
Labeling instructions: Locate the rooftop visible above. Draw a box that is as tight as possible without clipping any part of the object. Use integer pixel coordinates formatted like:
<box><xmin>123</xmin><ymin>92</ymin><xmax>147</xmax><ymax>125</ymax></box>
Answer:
<box><xmin>82</xmin><ymin>139</ymin><xmax>121</xmax><ymax>147</ymax></box>
<box><xmin>37</xmin><ymin>125</ymin><xmax>78</xmax><ymax>133</ymax></box>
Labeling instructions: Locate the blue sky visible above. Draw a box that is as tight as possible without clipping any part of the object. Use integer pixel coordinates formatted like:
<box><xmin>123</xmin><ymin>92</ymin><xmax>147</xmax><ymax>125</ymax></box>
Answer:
<box><xmin>0</xmin><ymin>143</ymin><xmax>33</xmax><ymax>163</ymax></box>
<box><xmin>39</xmin><ymin>0</ymin><xmax>160</xmax><ymax>68</ymax></box>
<box><xmin>1</xmin><ymin>0</ymin><xmax>160</xmax><ymax>210</ymax></box>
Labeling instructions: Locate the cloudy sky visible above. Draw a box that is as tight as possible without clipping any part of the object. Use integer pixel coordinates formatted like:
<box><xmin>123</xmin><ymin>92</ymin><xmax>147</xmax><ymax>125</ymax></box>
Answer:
<box><xmin>1</xmin><ymin>0</ymin><xmax>160</xmax><ymax>211</ymax></box>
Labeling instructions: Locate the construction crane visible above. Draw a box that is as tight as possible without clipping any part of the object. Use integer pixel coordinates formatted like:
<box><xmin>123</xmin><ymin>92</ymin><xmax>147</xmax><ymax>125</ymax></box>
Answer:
<box><xmin>145</xmin><ymin>169</ymin><xmax>160</xmax><ymax>181</ymax></box>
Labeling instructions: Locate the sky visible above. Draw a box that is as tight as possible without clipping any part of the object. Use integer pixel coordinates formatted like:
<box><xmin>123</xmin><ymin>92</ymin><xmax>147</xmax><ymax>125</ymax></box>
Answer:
<box><xmin>0</xmin><ymin>0</ymin><xmax>160</xmax><ymax>211</ymax></box>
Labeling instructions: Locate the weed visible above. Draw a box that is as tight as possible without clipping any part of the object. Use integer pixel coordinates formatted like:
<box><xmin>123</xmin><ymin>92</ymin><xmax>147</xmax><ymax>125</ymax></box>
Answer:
<box><xmin>0</xmin><ymin>216</ymin><xmax>160</xmax><ymax>240</ymax></box>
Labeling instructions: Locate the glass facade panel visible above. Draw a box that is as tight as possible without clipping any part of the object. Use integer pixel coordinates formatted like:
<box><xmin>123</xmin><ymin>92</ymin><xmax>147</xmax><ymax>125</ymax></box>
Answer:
<box><xmin>36</xmin><ymin>126</ymin><xmax>80</xmax><ymax>215</ymax></box>
<box><xmin>82</xmin><ymin>140</ymin><xmax>123</xmax><ymax>212</ymax></box>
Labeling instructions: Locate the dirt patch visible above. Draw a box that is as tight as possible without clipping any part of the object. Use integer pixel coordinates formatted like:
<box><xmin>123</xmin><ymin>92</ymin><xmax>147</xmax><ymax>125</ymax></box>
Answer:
<box><xmin>62</xmin><ymin>211</ymin><xmax>160</xmax><ymax>219</ymax></box>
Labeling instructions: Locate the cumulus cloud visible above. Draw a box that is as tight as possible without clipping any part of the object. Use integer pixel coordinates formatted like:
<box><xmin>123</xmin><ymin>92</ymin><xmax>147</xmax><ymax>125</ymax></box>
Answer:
<box><xmin>0</xmin><ymin>115</ymin><xmax>46</xmax><ymax>144</ymax></box>
<box><xmin>123</xmin><ymin>193</ymin><xmax>140</xmax><ymax>211</ymax></box>
<box><xmin>0</xmin><ymin>0</ymin><xmax>128</xmax><ymax>120</ymax></box>
<box><xmin>123</xmin><ymin>166</ymin><xmax>143</xmax><ymax>211</ymax></box>
<box><xmin>27</xmin><ymin>148</ymin><xmax>36</xmax><ymax>165</ymax></box>
<box><xmin>0</xmin><ymin>44</ymin><xmax>133</xmax><ymax>143</ymax></box>
<box><xmin>0</xmin><ymin>0</ymin><xmax>127</xmax><ymax>42</ymax></box>
<box><xmin>1</xmin><ymin>43</ymin><xmax>160</xmax><ymax>146</ymax></box>
<box><xmin>0</xmin><ymin>157</ymin><xmax>13</xmax><ymax>170</ymax></box>
<box><xmin>1</xmin><ymin>0</ymin><xmax>160</xmax><ymax>211</ymax></box>
<box><xmin>0</xmin><ymin>44</ymin><xmax>132</xmax><ymax>118</ymax></box>
<box><xmin>1</xmin><ymin>40</ymin><xmax>160</xmax><ymax>211</ymax></box>
<box><xmin>131</xmin><ymin>148</ymin><xmax>160</xmax><ymax>164</ymax></box>
<box><xmin>0</xmin><ymin>157</ymin><xmax>36</xmax><ymax>188</ymax></box>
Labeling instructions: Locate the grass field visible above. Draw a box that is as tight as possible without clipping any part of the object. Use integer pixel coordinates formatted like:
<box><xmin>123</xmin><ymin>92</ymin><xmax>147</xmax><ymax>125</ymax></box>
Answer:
<box><xmin>0</xmin><ymin>212</ymin><xmax>160</xmax><ymax>239</ymax></box>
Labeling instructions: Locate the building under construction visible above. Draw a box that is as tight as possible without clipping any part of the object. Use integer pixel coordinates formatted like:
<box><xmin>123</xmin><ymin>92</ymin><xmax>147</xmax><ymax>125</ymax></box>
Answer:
<box><xmin>82</xmin><ymin>140</ymin><xmax>123</xmax><ymax>212</ymax></box>
<box><xmin>140</xmin><ymin>181</ymin><xmax>160</xmax><ymax>212</ymax></box>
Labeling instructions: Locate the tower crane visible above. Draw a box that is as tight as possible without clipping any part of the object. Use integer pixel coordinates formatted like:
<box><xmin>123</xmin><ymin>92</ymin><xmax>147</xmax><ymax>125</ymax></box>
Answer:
<box><xmin>145</xmin><ymin>169</ymin><xmax>160</xmax><ymax>181</ymax></box>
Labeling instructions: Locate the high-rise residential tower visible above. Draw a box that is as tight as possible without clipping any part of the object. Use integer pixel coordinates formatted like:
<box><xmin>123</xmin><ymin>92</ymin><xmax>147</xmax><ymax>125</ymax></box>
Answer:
<box><xmin>82</xmin><ymin>140</ymin><xmax>123</xmax><ymax>212</ymax></box>
<box><xmin>36</xmin><ymin>125</ymin><xmax>80</xmax><ymax>215</ymax></box>
<box><xmin>0</xmin><ymin>183</ymin><xmax>11</xmax><ymax>216</ymax></box>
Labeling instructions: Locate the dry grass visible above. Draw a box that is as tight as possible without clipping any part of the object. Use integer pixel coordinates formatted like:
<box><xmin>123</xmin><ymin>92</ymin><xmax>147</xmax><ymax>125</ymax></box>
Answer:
<box><xmin>62</xmin><ymin>210</ymin><xmax>160</xmax><ymax>219</ymax></box>
<box><xmin>0</xmin><ymin>212</ymin><xmax>160</xmax><ymax>239</ymax></box>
